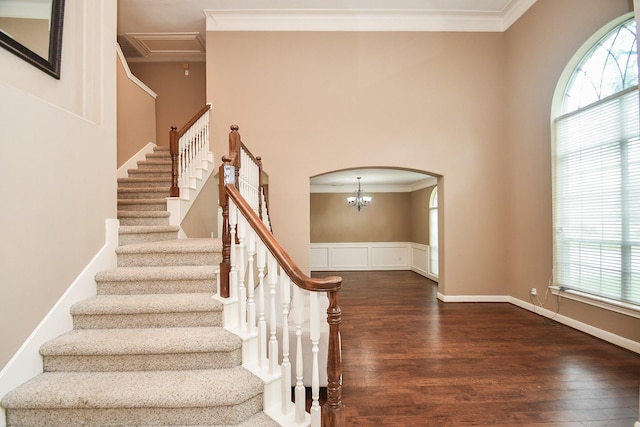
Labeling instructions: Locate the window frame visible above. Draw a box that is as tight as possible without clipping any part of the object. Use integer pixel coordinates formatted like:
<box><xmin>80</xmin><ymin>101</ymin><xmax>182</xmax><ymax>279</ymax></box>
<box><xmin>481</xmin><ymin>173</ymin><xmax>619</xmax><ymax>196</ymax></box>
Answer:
<box><xmin>551</xmin><ymin>12</ymin><xmax>640</xmax><ymax>318</ymax></box>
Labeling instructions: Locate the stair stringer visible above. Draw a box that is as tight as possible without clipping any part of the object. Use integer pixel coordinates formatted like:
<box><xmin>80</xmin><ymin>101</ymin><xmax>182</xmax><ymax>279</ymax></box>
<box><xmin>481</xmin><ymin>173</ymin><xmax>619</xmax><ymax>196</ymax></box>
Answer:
<box><xmin>0</xmin><ymin>219</ymin><xmax>119</xmax><ymax>427</ymax></box>
<box><xmin>166</xmin><ymin>151</ymin><xmax>215</xmax><ymax>239</ymax></box>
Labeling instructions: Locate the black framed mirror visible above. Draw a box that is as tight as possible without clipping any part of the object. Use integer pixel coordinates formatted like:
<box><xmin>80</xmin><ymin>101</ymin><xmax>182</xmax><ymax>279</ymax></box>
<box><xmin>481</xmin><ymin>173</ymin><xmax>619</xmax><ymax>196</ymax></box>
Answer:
<box><xmin>0</xmin><ymin>0</ymin><xmax>65</xmax><ymax>79</ymax></box>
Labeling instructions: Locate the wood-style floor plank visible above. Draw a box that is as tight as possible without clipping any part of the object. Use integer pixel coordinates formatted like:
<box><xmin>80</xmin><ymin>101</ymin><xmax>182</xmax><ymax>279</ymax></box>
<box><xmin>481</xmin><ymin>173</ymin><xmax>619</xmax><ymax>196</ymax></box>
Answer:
<box><xmin>313</xmin><ymin>270</ymin><xmax>640</xmax><ymax>426</ymax></box>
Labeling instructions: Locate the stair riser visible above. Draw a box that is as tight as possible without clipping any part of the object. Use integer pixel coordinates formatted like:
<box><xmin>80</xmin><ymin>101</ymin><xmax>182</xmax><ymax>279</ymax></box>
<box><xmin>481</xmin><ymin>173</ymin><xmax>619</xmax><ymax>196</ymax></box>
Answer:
<box><xmin>72</xmin><ymin>311</ymin><xmax>222</xmax><ymax>329</ymax></box>
<box><xmin>117</xmin><ymin>202</ymin><xmax>167</xmax><ymax>211</ymax></box>
<box><xmin>117</xmin><ymin>190</ymin><xmax>170</xmax><ymax>199</ymax></box>
<box><xmin>5</xmin><ymin>394</ymin><xmax>263</xmax><ymax>427</ymax></box>
<box><xmin>117</xmin><ymin>180</ymin><xmax>172</xmax><ymax>188</ymax></box>
<box><xmin>145</xmin><ymin>153</ymin><xmax>171</xmax><ymax>160</ymax></box>
<box><xmin>118</xmin><ymin>216</ymin><xmax>170</xmax><ymax>226</ymax></box>
<box><xmin>127</xmin><ymin>170</ymin><xmax>171</xmax><ymax>178</ymax></box>
<box><xmin>119</xmin><ymin>231</ymin><xmax>179</xmax><ymax>246</ymax></box>
<box><xmin>117</xmin><ymin>252</ymin><xmax>222</xmax><ymax>267</ymax></box>
<box><xmin>137</xmin><ymin>162</ymin><xmax>172</xmax><ymax>170</ymax></box>
<box><xmin>96</xmin><ymin>279</ymin><xmax>216</xmax><ymax>295</ymax></box>
<box><xmin>43</xmin><ymin>348</ymin><xmax>240</xmax><ymax>372</ymax></box>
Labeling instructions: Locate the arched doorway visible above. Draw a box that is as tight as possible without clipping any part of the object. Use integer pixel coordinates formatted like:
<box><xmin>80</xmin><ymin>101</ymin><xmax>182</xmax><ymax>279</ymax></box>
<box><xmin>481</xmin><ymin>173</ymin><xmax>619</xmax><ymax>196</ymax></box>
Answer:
<box><xmin>309</xmin><ymin>167</ymin><xmax>439</xmax><ymax>282</ymax></box>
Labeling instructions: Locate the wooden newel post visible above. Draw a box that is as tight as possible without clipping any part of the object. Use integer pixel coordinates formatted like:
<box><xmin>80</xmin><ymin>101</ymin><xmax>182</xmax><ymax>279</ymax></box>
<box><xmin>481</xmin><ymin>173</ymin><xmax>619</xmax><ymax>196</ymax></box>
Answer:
<box><xmin>323</xmin><ymin>289</ymin><xmax>344</xmax><ymax>427</ymax></box>
<box><xmin>218</xmin><ymin>156</ymin><xmax>233</xmax><ymax>298</ymax></box>
<box><xmin>169</xmin><ymin>126</ymin><xmax>180</xmax><ymax>197</ymax></box>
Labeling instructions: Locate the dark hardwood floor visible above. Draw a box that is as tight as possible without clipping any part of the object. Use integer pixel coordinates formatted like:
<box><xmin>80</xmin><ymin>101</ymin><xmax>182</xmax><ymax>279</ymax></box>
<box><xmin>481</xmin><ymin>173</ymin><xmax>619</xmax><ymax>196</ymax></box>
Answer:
<box><xmin>312</xmin><ymin>270</ymin><xmax>640</xmax><ymax>427</ymax></box>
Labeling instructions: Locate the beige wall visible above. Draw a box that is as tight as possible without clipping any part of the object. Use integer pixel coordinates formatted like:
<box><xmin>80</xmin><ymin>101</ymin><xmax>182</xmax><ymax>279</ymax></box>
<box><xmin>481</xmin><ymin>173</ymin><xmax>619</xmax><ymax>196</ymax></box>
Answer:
<box><xmin>181</xmin><ymin>171</ymin><xmax>219</xmax><ymax>238</ymax></box>
<box><xmin>116</xmin><ymin>54</ymin><xmax>157</xmax><ymax>167</ymax></box>
<box><xmin>310</xmin><ymin>192</ymin><xmax>411</xmax><ymax>242</ymax></box>
<box><xmin>128</xmin><ymin>62</ymin><xmax>206</xmax><ymax>146</ymax></box>
<box><xmin>0</xmin><ymin>1</ymin><xmax>117</xmax><ymax>368</ymax></box>
<box><xmin>208</xmin><ymin>31</ymin><xmax>508</xmax><ymax>298</ymax></box>
<box><xmin>505</xmin><ymin>0</ymin><xmax>639</xmax><ymax>342</ymax></box>
<box><xmin>208</xmin><ymin>0</ymin><xmax>640</xmax><ymax>345</ymax></box>
<box><xmin>311</xmin><ymin>186</ymin><xmax>434</xmax><ymax>244</ymax></box>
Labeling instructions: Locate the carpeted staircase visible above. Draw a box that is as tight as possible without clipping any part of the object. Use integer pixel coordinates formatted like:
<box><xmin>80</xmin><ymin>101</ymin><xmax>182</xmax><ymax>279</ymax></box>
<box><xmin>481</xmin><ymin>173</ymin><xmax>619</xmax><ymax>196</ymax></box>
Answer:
<box><xmin>1</xmin><ymin>147</ymin><xmax>278</xmax><ymax>426</ymax></box>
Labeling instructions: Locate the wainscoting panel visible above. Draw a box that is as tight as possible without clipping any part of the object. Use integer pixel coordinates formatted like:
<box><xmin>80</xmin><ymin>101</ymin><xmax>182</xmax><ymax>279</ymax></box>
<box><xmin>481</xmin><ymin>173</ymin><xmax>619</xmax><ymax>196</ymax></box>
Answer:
<box><xmin>310</xmin><ymin>246</ymin><xmax>330</xmax><ymax>269</ymax></box>
<box><xmin>331</xmin><ymin>246</ymin><xmax>370</xmax><ymax>269</ymax></box>
<box><xmin>311</xmin><ymin>242</ymin><xmax>412</xmax><ymax>271</ymax></box>
<box><xmin>410</xmin><ymin>243</ymin><xmax>429</xmax><ymax>276</ymax></box>
<box><xmin>311</xmin><ymin>242</ymin><xmax>439</xmax><ymax>283</ymax></box>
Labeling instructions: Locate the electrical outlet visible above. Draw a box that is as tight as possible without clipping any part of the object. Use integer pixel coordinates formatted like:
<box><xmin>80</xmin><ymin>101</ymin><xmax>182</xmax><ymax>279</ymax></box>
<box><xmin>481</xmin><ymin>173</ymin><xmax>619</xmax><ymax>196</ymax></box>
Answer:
<box><xmin>530</xmin><ymin>288</ymin><xmax>537</xmax><ymax>296</ymax></box>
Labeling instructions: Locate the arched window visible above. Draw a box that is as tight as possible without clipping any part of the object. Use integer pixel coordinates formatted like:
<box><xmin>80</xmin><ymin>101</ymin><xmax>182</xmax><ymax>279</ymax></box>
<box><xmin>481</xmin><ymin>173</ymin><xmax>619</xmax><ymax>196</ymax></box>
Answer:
<box><xmin>553</xmin><ymin>15</ymin><xmax>639</xmax><ymax>307</ymax></box>
<box><xmin>429</xmin><ymin>186</ymin><xmax>438</xmax><ymax>277</ymax></box>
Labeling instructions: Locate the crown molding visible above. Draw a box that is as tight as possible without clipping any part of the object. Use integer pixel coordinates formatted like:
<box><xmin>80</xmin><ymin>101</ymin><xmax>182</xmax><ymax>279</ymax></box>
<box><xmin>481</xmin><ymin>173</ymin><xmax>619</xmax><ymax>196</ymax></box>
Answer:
<box><xmin>204</xmin><ymin>3</ymin><xmax>537</xmax><ymax>33</ymax></box>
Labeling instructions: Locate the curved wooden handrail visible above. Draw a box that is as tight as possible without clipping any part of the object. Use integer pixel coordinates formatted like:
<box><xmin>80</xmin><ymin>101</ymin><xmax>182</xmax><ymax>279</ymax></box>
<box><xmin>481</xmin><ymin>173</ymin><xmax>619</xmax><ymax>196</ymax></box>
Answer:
<box><xmin>225</xmin><ymin>183</ymin><xmax>342</xmax><ymax>293</ymax></box>
<box><xmin>177</xmin><ymin>104</ymin><xmax>211</xmax><ymax>136</ymax></box>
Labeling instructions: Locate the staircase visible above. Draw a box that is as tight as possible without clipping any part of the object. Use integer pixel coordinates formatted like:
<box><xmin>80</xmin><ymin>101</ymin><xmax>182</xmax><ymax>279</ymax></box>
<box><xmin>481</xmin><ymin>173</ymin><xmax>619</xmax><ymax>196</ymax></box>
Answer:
<box><xmin>1</xmin><ymin>147</ymin><xmax>278</xmax><ymax>426</ymax></box>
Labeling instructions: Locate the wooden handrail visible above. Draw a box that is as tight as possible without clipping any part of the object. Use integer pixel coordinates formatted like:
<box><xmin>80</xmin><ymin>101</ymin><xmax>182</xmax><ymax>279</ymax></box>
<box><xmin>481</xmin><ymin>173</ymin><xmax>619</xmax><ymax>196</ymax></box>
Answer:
<box><xmin>225</xmin><ymin>184</ymin><xmax>342</xmax><ymax>293</ymax></box>
<box><xmin>169</xmin><ymin>104</ymin><xmax>212</xmax><ymax>197</ymax></box>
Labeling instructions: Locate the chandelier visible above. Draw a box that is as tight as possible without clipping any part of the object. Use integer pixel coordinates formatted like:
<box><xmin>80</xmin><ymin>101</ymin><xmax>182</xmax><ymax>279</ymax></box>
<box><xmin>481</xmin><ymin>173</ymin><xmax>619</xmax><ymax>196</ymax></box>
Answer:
<box><xmin>346</xmin><ymin>177</ymin><xmax>372</xmax><ymax>211</ymax></box>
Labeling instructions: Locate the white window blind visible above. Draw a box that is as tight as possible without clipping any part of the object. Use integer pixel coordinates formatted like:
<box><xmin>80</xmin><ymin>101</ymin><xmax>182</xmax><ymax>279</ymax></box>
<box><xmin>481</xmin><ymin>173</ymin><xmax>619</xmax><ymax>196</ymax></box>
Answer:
<box><xmin>553</xmin><ymin>88</ymin><xmax>640</xmax><ymax>306</ymax></box>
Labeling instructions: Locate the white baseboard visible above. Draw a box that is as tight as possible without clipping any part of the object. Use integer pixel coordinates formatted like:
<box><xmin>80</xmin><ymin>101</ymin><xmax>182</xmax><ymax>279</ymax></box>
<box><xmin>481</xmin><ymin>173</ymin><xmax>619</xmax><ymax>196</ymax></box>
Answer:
<box><xmin>509</xmin><ymin>296</ymin><xmax>640</xmax><ymax>354</ymax></box>
<box><xmin>0</xmin><ymin>219</ymin><xmax>119</xmax><ymax>427</ymax></box>
<box><xmin>435</xmin><ymin>292</ymin><xmax>640</xmax><ymax>354</ymax></box>
<box><xmin>117</xmin><ymin>142</ymin><xmax>156</xmax><ymax>178</ymax></box>
<box><xmin>437</xmin><ymin>293</ymin><xmax>509</xmax><ymax>303</ymax></box>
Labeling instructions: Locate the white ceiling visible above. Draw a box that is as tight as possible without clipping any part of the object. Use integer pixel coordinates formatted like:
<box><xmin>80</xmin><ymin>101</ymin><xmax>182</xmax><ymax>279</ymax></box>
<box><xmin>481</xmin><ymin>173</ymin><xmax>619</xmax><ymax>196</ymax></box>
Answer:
<box><xmin>117</xmin><ymin>0</ymin><xmax>537</xmax><ymax>61</ymax></box>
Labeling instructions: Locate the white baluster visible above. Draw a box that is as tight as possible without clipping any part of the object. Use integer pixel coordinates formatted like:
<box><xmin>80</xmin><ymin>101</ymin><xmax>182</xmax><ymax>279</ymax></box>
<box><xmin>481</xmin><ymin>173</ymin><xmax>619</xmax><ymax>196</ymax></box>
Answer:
<box><xmin>257</xmin><ymin>240</ymin><xmax>267</xmax><ymax>368</ymax></box>
<box><xmin>310</xmin><ymin>292</ymin><xmax>321</xmax><ymax>427</ymax></box>
<box><xmin>267</xmin><ymin>252</ymin><xmax>279</xmax><ymax>376</ymax></box>
<box><xmin>280</xmin><ymin>275</ymin><xmax>292</xmax><ymax>415</ymax></box>
<box><xmin>237</xmin><ymin>215</ymin><xmax>247</xmax><ymax>332</ymax></box>
<box><xmin>246</xmin><ymin>228</ymin><xmax>256</xmax><ymax>334</ymax></box>
<box><xmin>229</xmin><ymin>201</ymin><xmax>238</xmax><ymax>302</ymax></box>
<box><xmin>293</xmin><ymin>286</ymin><xmax>306</xmax><ymax>423</ymax></box>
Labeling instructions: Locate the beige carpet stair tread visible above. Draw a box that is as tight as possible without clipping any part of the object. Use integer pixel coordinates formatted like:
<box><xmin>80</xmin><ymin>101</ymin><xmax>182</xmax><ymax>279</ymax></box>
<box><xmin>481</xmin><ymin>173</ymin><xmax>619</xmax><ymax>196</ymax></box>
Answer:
<box><xmin>119</xmin><ymin>225</ymin><xmax>180</xmax><ymax>234</ymax></box>
<box><xmin>40</xmin><ymin>327</ymin><xmax>241</xmax><ymax>356</ymax></box>
<box><xmin>70</xmin><ymin>293</ymin><xmax>222</xmax><ymax>315</ymax></box>
<box><xmin>96</xmin><ymin>265</ymin><xmax>216</xmax><ymax>281</ymax></box>
<box><xmin>118</xmin><ymin>210</ymin><xmax>171</xmax><ymax>218</ymax></box>
<box><xmin>1</xmin><ymin>367</ymin><xmax>263</xmax><ymax>408</ymax></box>
<box><xmin>118</xmin><ymin>198</ymin><xmax>167</xmax><ymax>205</ymax></box>
<box><xmin>118</xmin><ymin>186</ymin><xmax>170</xmax><ymax>193</ymax></box>
<box><xmin>116</xmin><ymin>238</ymin><xmax>222</xmax><ymax>254</ymax></box>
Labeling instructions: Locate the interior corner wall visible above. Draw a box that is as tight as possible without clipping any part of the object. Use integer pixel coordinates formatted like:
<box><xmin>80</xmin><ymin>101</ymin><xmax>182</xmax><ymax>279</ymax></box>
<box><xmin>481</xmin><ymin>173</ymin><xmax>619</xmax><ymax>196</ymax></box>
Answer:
<box><xmin>128</xmin><ymin>62</ymin><xmax>206</xmax><ymax>147</ymax></box>
<box><xmin>181</xmin><ymin>171</ymin><xmax>219</xmax><ymax>238</ymax></box>
<box><xmin>410</xmin><ymin>186</ymin><xmax>433</xmax><ymax>245</ymax></box>
<box><xmin>207</xmin><ymin>30</ymin><xmax>510</xmax><ymax>296</ymax></box>
<box><xmin>505</xmin><ymin>0</ymin><xmax>640</xmax><ymax>343</ymax></box>
<box><xmin>0</xmin><ymin>0</ymin><xmax>117</xmax><ymax>368</ymax></box>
